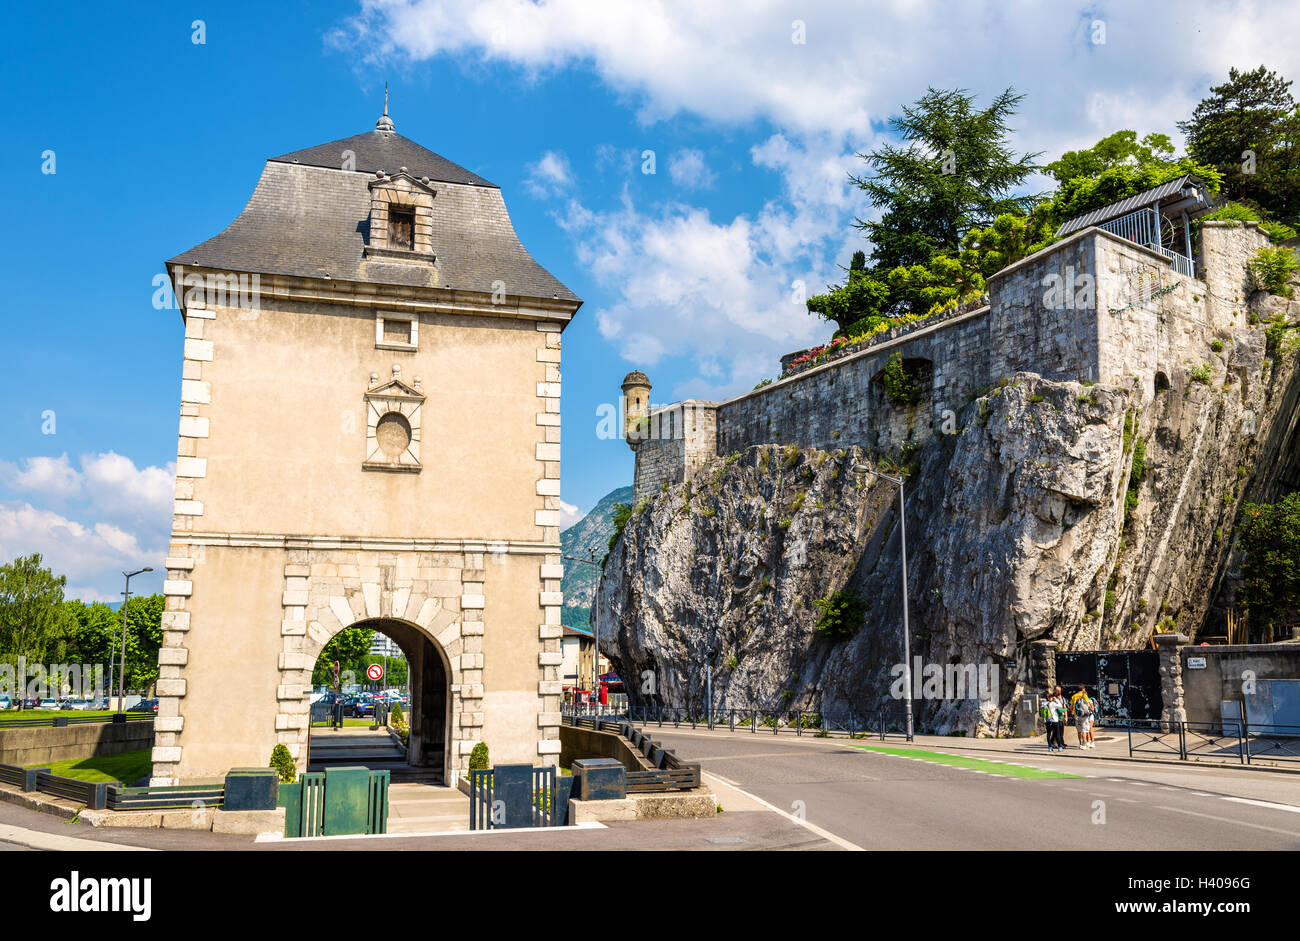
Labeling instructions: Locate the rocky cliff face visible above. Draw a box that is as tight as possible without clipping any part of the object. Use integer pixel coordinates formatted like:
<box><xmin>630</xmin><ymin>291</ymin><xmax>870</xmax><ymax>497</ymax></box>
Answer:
<box><xmin>595</xmin><ymin>292</ymin><xmax>1300</xmax><ymax>735</ymax></box>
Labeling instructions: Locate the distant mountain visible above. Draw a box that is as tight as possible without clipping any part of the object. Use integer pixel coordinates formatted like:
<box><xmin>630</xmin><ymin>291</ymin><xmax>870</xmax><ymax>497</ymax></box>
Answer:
<box><xmin>561</xmin><ymin>485</ymin><xmax>633</xmax><ymax>630</ymax></box>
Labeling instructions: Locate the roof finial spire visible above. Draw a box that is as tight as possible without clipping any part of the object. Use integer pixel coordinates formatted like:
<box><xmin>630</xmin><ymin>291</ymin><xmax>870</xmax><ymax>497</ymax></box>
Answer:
<box><xmin>376</xmin><ymin>82</ymin><xmax>395</xmax><ymax>132</ymax></box>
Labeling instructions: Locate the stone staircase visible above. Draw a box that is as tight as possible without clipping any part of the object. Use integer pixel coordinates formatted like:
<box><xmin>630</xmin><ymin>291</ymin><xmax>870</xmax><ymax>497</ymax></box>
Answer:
<box><xmin>385</xmin><ymin>783</ymin><xmax>471</xmax><ymax>834</ymax></box>
<box><xmin>307</xmin><ymin>730</ymin><xmax>406</xmax><ymax>769</ymax></box>
<box><xmin>306</xmin><ymin>729</ymin><xmax>467</xmax><ymax>833</ymax></box>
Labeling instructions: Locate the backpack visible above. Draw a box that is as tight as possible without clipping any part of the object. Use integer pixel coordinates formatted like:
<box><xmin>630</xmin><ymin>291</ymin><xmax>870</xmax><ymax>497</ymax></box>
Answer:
<box><xmin>1077</xmin><ymin>697</ymin><xmax>1092</xmax><ymax>716</ymax></box>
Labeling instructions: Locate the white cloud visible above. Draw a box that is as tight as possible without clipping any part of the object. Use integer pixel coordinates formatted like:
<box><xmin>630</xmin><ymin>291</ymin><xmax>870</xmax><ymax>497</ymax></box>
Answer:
<box><xmin>668</xmin><ymin>149</ymin><xmax>716</xmax><ymax>190</ymax></box>
<box><xmin>0</xmin><ymin>454</ymin><xmax>82</xmax><ymax>499</ymax></box>
<box><xmin>0</xmin><ymin>502</ymin><xmax>166</xmax><ymax>598</ymax></box>
<box><xmin>561</xmin><ymin>133</ymin><xmax>861</xmax><ymax>398</ymax></box>
<box><xmin>334</xmin><ymin>1</ymin><xmax>1300</xmax><ymax>151</ymax></box>
<box><xmin>0</xmin><ymin>452</ymin><xmax>174</xmax><ymax>600</ymax></box>
<box><xmin>333</xmin><ymin>0</ymin><xmax>1300</xmax><ymax>397</ymax></box>
<box><xmin>80</xmin><ymin>452</ymin><xmax>175</xmax><ymax>530</ymax></box>
<box><xmin>525</xmin><ymin>150</ymin><xmax>574</xmax><ymax>198</ymax></box>
<box><xmin>558</xmin><ymin>498</ymin><xmax>582</xmax><ymax>530</ymax></box>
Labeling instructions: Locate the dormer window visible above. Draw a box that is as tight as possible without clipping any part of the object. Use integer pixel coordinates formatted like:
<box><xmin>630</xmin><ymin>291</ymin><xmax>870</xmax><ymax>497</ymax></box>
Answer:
<box><xmin>389</xmin><ymin>208</ymin><xmax>415</xmax><ymax>250</ymax></box>
<box><xmin>365</xmin><ymin>168</ymin><xmax>437</xmax><ymax>264</ymax></box>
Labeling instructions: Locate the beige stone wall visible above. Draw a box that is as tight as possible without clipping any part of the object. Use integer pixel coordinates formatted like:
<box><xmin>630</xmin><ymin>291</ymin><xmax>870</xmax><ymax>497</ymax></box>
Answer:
<box><xmin>153</xmin><ymin>283</ymin><xmax>571</xmax><ymax>785</ymax></box>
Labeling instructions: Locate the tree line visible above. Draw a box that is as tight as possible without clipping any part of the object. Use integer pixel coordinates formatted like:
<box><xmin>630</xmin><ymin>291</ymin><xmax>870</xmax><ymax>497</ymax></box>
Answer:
<box><xmin>0</xmin><ymin>554</ymin><xmax>163</xmax><ymax>693</ymax></box>
<box><xmin>810</xmin><ymin>65</ymin><xmax>1300</xmax><ymax>337</ymax></box>
<box><xmin>0</xmin><ymin>554</ymin><xmax>411</xmax><ymax>695</ymax></box>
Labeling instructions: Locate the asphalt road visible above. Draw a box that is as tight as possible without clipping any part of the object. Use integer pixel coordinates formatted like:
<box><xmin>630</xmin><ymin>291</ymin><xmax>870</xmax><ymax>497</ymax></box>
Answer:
<box><xmin>642</xmin><ymin>728</ymin><xmax>1300</xmax><ymax>851</ymax></box>
<box><xmin>3</xmin><ymin>730</ymin><xmax>1298</xmax><ymax>852</ymax></box>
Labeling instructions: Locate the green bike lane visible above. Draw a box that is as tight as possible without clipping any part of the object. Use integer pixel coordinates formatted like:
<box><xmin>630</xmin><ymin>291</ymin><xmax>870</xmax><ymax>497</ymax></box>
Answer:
<box><xmin>643</xmin><ymin>727</ymin><xmax>1300</xmax><ymax>850</ymax></box>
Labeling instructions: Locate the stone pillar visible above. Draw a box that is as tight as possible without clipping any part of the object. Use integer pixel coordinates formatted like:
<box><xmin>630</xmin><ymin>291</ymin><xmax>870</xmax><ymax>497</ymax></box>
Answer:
<box><xmin>1155</xmin><ymin>633</ymin><xmax>1189</xmax><ymax>729</ymax></box>
<box><xmin>1029</xmin><ymin>639</ymin><xmax>1058</xmax><ymax>692</ymax></box>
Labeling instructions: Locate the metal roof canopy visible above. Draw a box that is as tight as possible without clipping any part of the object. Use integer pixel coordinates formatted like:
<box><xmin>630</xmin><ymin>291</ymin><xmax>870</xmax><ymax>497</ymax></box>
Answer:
<box><xmin>1055</xmin><ymin>173</ymin><xmax>1216</xmax><ymax>238</ymax></box>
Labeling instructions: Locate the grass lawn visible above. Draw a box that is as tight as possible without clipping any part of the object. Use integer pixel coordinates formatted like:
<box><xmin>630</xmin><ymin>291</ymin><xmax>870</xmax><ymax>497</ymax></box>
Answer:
<box><xmin>24</xmin><ymin>749</ymin><xmax>153</xmax><ymax>786</ymax></box>
<box><xmin>0</xmin><ymin>710</ymin><xmax>122</xmax><ymax>722</ymax></box>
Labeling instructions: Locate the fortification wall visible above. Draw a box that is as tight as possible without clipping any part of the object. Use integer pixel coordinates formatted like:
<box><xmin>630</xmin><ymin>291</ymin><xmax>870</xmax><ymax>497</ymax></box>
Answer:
<box><xmin>629</xmin><ymin>225</ymin><xmax>1271</xmax><ymax>500</ymax></box>
<box><xmin>632</xmin><ymin>401</ymin><xmax>718</xmax><ymax>499</ymax></box>
<box><xmin>714</xmin><ymin>306</ymin><xmax>992</xmax><ymax>456</ymax></box>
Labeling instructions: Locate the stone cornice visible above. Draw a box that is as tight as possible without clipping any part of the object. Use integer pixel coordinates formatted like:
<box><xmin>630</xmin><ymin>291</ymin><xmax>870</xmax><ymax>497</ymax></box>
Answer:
<box><xmin>170</xmin><ymin>531</ymin><xmax>561</xmax><ymax>553</ymax></box>
<box><xmin>167</xmin><ymin>264</ymin><xmax>581</xmax><ymax>325</ymax></box>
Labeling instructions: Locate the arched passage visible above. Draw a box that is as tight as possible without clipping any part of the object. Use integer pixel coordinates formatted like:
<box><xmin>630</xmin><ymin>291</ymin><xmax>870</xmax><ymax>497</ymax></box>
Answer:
<box><xmin>304</xmin><ymin>616</ymin><xmax>452</xmax><ymax>783</ymax></box>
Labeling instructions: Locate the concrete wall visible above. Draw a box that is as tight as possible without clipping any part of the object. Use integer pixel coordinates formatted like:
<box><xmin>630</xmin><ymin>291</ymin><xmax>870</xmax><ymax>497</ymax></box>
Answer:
<box><xmin>557</xmin><ymin>723</ymin><xmax>643</xmax><ymax>772</ymax></box>
<box><xmin>0</xmin><ymin>720</ymin><xmax>154</xmax><ymax>768</ymax></box>
<box><xmin>1180</xmin><ymin>644</ymin><xmax>1300</xmax><ymax>726</ymax></box>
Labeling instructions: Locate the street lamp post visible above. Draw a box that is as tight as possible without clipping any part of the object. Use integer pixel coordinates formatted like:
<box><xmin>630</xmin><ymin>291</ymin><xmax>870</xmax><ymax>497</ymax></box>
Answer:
<box><xmin>117</xmin><ymin>567</ymin><xmax>153</xmax><ymax>714</ymax></box>
<box><xmin>851</xmin><ymin>465</ymin><xmax>914</xmax><ymax>742</ymax></box>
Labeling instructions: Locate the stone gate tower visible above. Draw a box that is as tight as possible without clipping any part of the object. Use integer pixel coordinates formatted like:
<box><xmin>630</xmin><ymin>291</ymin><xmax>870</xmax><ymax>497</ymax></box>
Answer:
<box><xmin>152</xmin><ymin>109</ymin><xmax>581</xmax><ymax>784</ymax></box>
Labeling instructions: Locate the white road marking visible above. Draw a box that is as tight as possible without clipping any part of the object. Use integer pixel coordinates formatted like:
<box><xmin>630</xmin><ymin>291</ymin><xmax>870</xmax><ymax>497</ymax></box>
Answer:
<box><xmin>1154</xmin><ymin>804</ymin><xmax>1300</xmax><ymax>837</ymax></box>
<box><xmin>702</xmin><ymin>772</ymin><xmax>865</xmax><ymax>852</ymax></box>
<box><xmin>1221</xmin><ymin>797</ymin><xmax>1300</xmax><ymax>815</ymax></box>
<box><xmin>0</xmin><ymin>822</ymin><xmax>154</xmax><ymax>852</ymax></box>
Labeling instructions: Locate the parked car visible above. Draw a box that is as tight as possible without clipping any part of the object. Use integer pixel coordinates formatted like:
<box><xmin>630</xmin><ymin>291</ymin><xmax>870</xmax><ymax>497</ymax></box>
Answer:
<box><xmin>127</xmin><ymin>698</ymin><xmax>159</xmax><ymax>713</ymax></box>
<box><xmin>62</xmin><ymin>699</ymin><xmax>94</xmax><ymax>711</ymax></box>
<box><xmin>0</xmin><ymin>695</ymin><xmax>11</xmax><ymax>710</ymax></box>
<box><xmin>37</xmin><ymin>699</ymin><xmax>58</xmax><ymax>710</ymax></box>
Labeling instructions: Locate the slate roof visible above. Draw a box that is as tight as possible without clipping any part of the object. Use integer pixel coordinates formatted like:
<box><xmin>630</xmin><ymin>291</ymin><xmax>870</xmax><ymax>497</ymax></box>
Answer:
<box><xmin>270</xmin><ymin>130</ymin><xmax>498</xmax><ymax>188</ymax></box>
<box><xmin>168</xmin><ymin>126</ymin><xmax>579</xmax><ymax>304</ymax></box>
<box><xmin>1056</xmin><ymin>174</ymin><xmax>1213</xmax><ymax>238</ymax></box>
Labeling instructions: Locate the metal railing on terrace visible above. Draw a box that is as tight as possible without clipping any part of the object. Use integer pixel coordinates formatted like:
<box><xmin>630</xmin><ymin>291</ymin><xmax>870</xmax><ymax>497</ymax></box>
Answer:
<box><xmin>1097</xmin><ymin>207</ymin><xmax>1196</xmax><ymax>278</ymax></box>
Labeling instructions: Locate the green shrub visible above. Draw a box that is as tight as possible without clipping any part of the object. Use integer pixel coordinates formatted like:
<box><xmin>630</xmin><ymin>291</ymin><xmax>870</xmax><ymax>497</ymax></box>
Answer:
<box><xmin>880</xmin><ymin>352</ymin><xmax>921</xmax><ymax>405</ymax></box>
<box><xmin>1265</xmin><ymin>313</ymin><xmax>1299</xmax><ymax>357</ymax></box>
<box><xmin>1210</xmin><ymin>339</ymin><xmax>1224</xmax><ymax>353</ymax></box>
<box><xmin>469</xmin><ymin>742</ymin><xmax>490</xmax><ymax>771</ymax></box>
<box><xmin>813</xmin><ymin>589</ymin><xmax>870</xmax><ymax>640</ymax></box>
<box><xmin>1249</xmin><ymin>246</ymin><xmax>1299</xmax><ymax>297</ymax></box>
<box><xmin>1261</xmin><ymin>220</ymin><xmax>1298</xmax><ymax>242</ymax></box>
<box><xmin>270</xmin><ymin>744</ymin><xmax>296</xmax><ymax>783</ymax></box>
<box><xmin>1203</xmin><ymin>201</ymin><xmax>1259</xmax><ymax>224</ymax></box>
<box><xmin>390</xmin><ymin>703</ymin><xmax>409</xmax><ymax>746</ymax></box>
<box><xmin>1190</xmin><ymin>364</ymin><xmax>1213</xmax><ymax>384</ymax></box>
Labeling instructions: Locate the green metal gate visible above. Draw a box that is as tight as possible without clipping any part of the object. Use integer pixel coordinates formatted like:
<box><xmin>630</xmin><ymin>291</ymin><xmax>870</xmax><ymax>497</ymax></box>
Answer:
<box><xmin>278</xmin><ymin>767</ymin><xmax>388</xmax><ymax>837</ymax></box>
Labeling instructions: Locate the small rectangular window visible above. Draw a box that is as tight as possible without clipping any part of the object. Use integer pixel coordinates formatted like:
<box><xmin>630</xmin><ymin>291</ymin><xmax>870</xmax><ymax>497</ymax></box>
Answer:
<box><xmin>375</xmin><ymin>312</ymin><xmax>418</xmax><ymax>351</ymax></box>
<box><xmin>383</xmin><ymin>318</ymin><xmax>411</xmax><ymax>344</ymax></box>
<box><xmin>389</xmin><ymin>208</ymin><xmax>415</xmax><ymax>250</ymax></box>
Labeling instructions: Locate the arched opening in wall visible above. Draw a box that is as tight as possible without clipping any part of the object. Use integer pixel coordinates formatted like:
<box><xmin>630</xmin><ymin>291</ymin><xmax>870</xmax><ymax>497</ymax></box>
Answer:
<box><xmin>1154</xmin><ymin>371</ymin><xmax>1171</xmax><ymax>395</ymax></box>
<box><xmin>306</xmin><ymin>617</ymin><xmax>450</xmax><ymax>783</ymax></box>
<box><xmin>870</xmin><ymin>356</ymin><xmax>934</xmax><ymax>409</ymax></box>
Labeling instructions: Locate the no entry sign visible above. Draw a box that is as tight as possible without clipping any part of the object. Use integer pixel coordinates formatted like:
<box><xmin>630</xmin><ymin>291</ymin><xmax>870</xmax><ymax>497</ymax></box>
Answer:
<box><xmin>367</xmin><ymin>663</ymin><xmax>384</xmax><ymax>681</ymax></box>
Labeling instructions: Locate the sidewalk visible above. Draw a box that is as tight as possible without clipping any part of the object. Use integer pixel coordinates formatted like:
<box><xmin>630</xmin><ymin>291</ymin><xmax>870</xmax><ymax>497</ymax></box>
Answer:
<box><xmin>627</xmin><ymin>718</ymin><xmax>1299</xmax><ymax>775</ymax></box>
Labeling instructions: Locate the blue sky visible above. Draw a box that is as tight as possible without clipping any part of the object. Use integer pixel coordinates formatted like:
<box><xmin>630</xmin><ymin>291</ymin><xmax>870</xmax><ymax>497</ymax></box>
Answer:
<box><xmin>2</xmin><ymin>0</ymin><xmax>1298</xmax><ymax>600</ymax></box>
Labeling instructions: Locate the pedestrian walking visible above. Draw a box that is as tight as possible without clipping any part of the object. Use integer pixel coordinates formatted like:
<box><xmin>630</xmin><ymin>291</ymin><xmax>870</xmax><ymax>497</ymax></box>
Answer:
<box><xmin>1070</xmin><ymin>684</ymin><xmax>1097</xmax><ymax>749</ymax></box>
<box><xmin>1042</xmin><ymin>688</ymin><xmax>1066</xmax><ymax>751</ymax></box>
